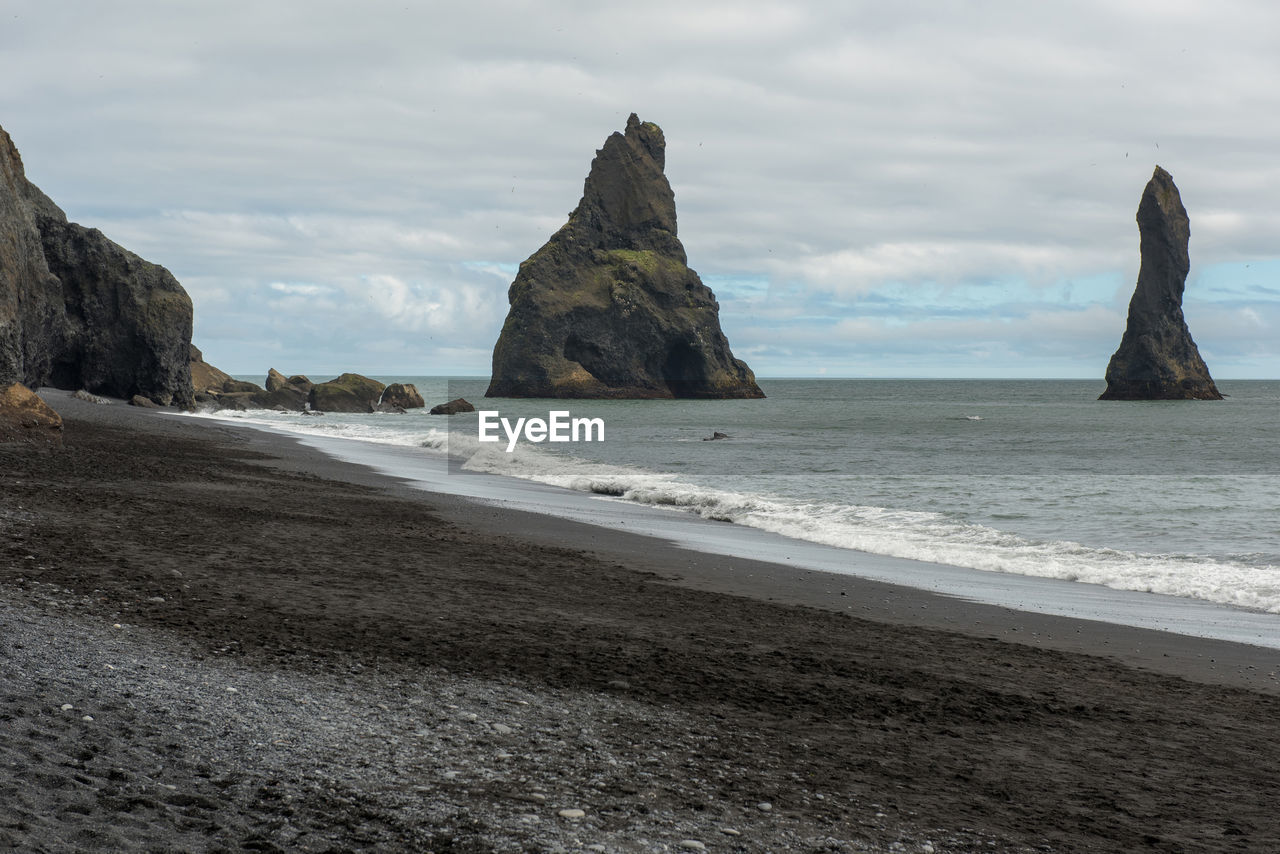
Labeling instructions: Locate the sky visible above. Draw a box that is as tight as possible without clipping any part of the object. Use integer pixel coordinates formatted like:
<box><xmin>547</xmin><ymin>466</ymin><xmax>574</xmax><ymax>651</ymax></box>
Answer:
<box><xmin>3</xmin><ymin>0</ymin><xmax>1280</xmax><ymax>379</ymax></box>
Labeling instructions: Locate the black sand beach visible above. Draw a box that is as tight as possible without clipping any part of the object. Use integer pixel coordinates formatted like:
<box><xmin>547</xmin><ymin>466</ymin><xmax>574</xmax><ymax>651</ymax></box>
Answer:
<box><xmin>3</xmin><ymin>391</ymin><xmax>1280</xmax><ymax>852</ymax></box>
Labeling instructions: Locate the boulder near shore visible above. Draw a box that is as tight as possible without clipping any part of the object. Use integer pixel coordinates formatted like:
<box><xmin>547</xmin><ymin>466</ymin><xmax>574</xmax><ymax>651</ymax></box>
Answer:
<box><xmin>380</xmin><ymin>382</ymin><xmax>425</xmax><ymax>410</ymax></box>
<box><xmin>429</xmin><ymin>397</ymin><xmax>475</xmax><ymax>415</ymax></box>
<box><xmin>0</xmin><ymin>382</ymin><xmax>62</xmax><ymax>446</ymax></box>
<box><xmin>486</xmin><ymin>114</ymin><xmax>763</xmax><ymax>400</ymax></box>
<box><xmin>308</xmin><ymin>373</ymin><xmax>386</xmax><ymax>413</ymax></box>
<box><xmin>1100</xmin><ymin>166</ymin><xmax>1222</xmax><ymax>401</ymax></box>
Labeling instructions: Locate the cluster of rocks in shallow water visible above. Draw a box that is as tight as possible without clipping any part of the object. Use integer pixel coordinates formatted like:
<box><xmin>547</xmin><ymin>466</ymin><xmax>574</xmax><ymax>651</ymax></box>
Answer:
<box><xmin>189</xmin><ymin>349</ymin><xmax>477</xmax><ymax>416</ymax></box>
<box><xmin>194</xmin><ymin>364</ymin><xmax>427</xmax><ymax>414</ymax></box>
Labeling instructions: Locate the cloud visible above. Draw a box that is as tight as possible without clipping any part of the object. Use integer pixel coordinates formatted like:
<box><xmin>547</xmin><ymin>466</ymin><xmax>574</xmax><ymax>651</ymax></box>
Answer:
<box><xmin>268</xmin><ymin>282</ymin><xmax>335</xmax><ymax>298</ymax></box>
<box><xmin>354</xmin><ymin>275</ymin><xmax>501</xmax><ymax>336</ymax></box>
<box><xmin>4</xmin><ymin>0</ymin><xmax>1280</xmax><ymax>376</ymax></box>
<box><xmin>785</xmin><ymin>241</ymin><xmax>1088</xmax><ymax>295</ymax></box>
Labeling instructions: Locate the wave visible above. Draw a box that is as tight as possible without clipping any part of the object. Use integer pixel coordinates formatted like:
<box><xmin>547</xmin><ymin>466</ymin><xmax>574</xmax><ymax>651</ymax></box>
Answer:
<box><xmin>450</xmin><ymin>434</ymin><xmax>1280</xmax><ymax>614</ymax></box>
<box><xmin>191</xmin><ymin>408</ymin><xmax>1280</xmax><ymax>614</ymax></box>
<box><xmin>189</xmin><ymin>407</ymin><xmax>446</xmax><ymax>449</ymax></box>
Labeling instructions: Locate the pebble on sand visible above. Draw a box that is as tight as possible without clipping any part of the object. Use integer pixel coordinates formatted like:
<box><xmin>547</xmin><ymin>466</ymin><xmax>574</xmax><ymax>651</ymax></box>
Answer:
<box><xmin>81</xmin><ymin>715</ymin><xmax>94</xmax><ymax>722</ymax></box>
<box><xmin>60</xmin><ymin>703</ymin><xmax>74</xmax><ymax>711</ymax></box>
<box><xmin>557</xmin><ymin>808</ymin><xmax>586</xmax><ymax>819</ymax></box>
<box><xmin>756</xmin><ymin>801</ymin><xmax>773</xmax><ymax>811</ymax></box>
<box><xmin>679</xmin><ymin>841</ymin><xmax>707</xmax><ymax>850</ymax></box>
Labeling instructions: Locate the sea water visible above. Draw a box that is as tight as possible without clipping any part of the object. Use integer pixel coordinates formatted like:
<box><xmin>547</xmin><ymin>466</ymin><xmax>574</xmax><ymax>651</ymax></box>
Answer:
<box><xmin>197</xmin><ymin>378</ymin><xmax>1280</xmax><ymax>618</ymax></box>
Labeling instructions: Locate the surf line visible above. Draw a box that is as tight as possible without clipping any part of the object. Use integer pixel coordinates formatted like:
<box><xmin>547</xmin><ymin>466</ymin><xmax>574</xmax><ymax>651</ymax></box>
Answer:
<box><xmin>477</xmin><ymin>410</ymin><xmax>605</xmax><ymax>453</ymax></box>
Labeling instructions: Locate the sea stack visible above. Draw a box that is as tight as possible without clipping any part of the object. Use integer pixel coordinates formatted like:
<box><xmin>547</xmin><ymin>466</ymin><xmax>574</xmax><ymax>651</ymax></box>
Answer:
<box><xmin>0</xmin><ymin>124</ymin><xmax>193</xmax><ymax>406</ymax></box>
<box><xmin>486</xmin><ymin>114</ymin><xmax>763</xmax><ymax>399</ymax></box>
<box><xmin>1099</xmin><ymin>166</ymin><xmax>1221</xmax><ymax>401</ymax></box>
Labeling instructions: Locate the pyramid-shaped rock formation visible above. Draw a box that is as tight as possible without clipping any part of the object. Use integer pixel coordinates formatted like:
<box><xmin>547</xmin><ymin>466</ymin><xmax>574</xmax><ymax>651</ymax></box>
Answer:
<box><xmin>1100</xmin><ymin>166</ymin><xmax>1221</xmax><ymax>401</ymax></box>
<box><xmin>486</xmin><ymin>114</ymin><xmax>763</xmax><ymax>399</ymax></box>
<box><xmin>0</xmin><ymin>124</ymin><xmax>193</xmax><ymax>406</ymax></box>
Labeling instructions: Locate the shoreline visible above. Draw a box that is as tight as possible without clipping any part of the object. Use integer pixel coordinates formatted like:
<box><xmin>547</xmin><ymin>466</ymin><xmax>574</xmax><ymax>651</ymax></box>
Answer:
<box><xmin>189</xmin><ymin>401</ymin><xmax>1280</xmax><ymax>693</ymax></box>
<box><xmin>189</xmin><ymin>397</ymin><xmax>1280</xmax><ymax>649</ymax></box>
<box><xmin>5</xmin><ymin>389</ymin><xmax>1280</xmax><ymax>852</ymax></box>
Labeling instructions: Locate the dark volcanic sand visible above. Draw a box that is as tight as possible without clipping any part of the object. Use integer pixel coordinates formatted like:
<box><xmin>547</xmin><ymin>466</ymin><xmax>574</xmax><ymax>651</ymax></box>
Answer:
<box><xmin>2</xmin><ymin>393</ymin><xmax>1279</xmax><ymax>853</ymax></box>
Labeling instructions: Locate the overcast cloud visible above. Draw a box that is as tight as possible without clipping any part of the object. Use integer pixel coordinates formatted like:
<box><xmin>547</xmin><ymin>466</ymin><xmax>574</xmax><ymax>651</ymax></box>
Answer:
<box><xmin>3</xmin><ymin>0</ymin><xmax>1279</xmax><ymax>377</ymax></box>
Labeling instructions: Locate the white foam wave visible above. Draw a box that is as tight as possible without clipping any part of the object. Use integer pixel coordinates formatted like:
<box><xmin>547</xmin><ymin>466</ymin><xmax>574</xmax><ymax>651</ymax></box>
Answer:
<box><xmin>191</xmin><ymin>409</ymin><xmax>1280</xmax><ymax>614</ymax></box>
<box><xmin>185</xmin><ymin>408</ymin><xmax>452</xmax><ymax>451</ymax></box>
<box><xmin>449</xmin><ymin>429</ymin><xmax>1280</xmax><ymax>613</ymax></box>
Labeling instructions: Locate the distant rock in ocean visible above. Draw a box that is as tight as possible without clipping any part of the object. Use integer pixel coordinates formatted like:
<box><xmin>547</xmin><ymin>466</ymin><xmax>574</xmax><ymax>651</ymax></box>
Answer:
<box><xmin>429</xmin><ymin>397</ymin><xmax>474</xmax><ymax>415</ymax></box>
<box><xmin>486</xmin><ymin>114</ymin><xmax>763</xmax><ymax>400</ymax></box>
<box><xmin>265</xmin><ymin>367</ymin><xmax>293</xmax><ymax>393</ymax></box>
<box><xmin>258</xmin><ymin>368</ymin><xmax>311</xmax><ymax>411</ymax></box>
<box><xmin>0</xmin><ymin>124</ymin><xmax>193</xmax><ymax>407</ymax></box>
<box><xmin>307</xmin><ymin>372</ymin><xmax>386</xmax><ymax>413</ymax></box>
<box><xmin>1099</xmin><ymin>166</ymin><xmax>1222</xmax><ymax>401</ymax></box>
<box><xmin>379</xmin><ymin>382</ymin><xmax>425</xmax><ymax>411</ymax></box>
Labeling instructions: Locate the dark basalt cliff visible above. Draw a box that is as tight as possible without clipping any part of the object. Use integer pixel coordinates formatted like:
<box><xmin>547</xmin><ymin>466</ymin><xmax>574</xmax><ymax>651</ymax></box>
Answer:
<box><xmin>1099</xmin><ymin>167</ymin><xmax>1221</xmax><ymax>401</ymax></box>
<box><xmin>486</xmin><ymin>114</ymin><xmax>763</xmax><ymax>399</ymax></box>
<box><xmin>0</xmin><ymin>124</ymin><xmax>193</xmax><ymax>406</ymax></box>
<box><xmin>0</xmin><ymin>128</ymin><xmax>66</xmax><ymax>393</ymax></box>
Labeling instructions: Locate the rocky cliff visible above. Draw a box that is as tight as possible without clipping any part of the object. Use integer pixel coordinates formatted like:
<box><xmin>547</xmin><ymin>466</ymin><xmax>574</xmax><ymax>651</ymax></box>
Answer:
<box><xmin>1099</xmin><ymin>167</ymin><xmax>1221</xmax><ymax>401</ymax></box>
<box><xmin>486</xmin><ymin>114</ymin><xmax>763</xmax><ymax>399</ymax></box>
<box><xmin>0</xmin><ymin>128</ymin><xmax>66</xmax><ymax>393</ymax></box>
<box><xmin>0</xmin><ymin>124</ymin><xmax>193</xmax><ymax>406</ymax></box>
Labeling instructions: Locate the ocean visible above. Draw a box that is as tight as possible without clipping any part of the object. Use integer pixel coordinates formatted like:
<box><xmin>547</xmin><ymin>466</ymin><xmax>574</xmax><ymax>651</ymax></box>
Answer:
<box><xmin>197</xmin><ymin>378</ymin><xmax>1280</xmax><ymax>619</ymax></box>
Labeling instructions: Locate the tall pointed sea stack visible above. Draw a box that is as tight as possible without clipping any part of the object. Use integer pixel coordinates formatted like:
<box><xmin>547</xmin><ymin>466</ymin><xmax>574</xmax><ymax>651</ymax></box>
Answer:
<box><xmin>486</xmin><ymin>114</ymin><xmax>763</xmax><ymax>399</ymax></box>
<box><xmin>1099</xmin><ymin>166</ymin><xmax>1221</xmax><ymax>401</ymax></box>
<box><xmin>0</xmin><ymin>124</ymin><xmax>193</xmax><ymax>406</ymax></box>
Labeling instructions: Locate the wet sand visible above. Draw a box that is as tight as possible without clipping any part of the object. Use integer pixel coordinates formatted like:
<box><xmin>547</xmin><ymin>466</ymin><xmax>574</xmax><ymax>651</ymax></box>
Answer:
<box><xmin>2</xmin><ymin>391</ymin><xmax>1279</xmax><ymax>852</ymax></box>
